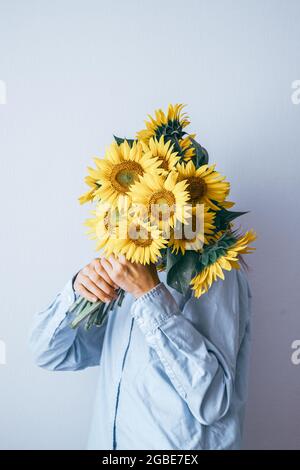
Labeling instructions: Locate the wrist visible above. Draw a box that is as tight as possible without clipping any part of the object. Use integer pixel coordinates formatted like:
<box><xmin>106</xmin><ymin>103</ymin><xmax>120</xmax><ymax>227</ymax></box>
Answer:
<box><xmin>133</xmin><ymin>278</ymin><xmax>160</xmax><ymax>299</ymax></box>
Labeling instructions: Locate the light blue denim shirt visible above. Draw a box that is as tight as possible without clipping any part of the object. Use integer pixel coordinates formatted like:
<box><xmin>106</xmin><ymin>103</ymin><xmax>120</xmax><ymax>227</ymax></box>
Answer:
<box><xmin>29</xmin><ymin>269</ymin><xmax>252</xmax><ymax>450</ymax></box>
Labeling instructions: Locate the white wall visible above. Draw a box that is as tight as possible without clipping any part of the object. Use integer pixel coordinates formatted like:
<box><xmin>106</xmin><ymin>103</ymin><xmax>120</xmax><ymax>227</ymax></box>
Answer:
<box><xmin>0</xmin><ymin>0</ymin><xmax>299</xmax><ymax>449</ymax></box>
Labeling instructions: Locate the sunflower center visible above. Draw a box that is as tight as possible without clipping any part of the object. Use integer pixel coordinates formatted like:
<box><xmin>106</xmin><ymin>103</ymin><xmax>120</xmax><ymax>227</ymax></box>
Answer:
<box><xmin>149</xmin><ymin>190</ymin><xmax>176</xmax><ymax>221</ymax></box>
<box><xmin>187</xmin><ymin>176</ymin><xmax>207</xmax><ymax>203</ymax></box>
<box><xmin>128</xmin><ymin>224</ymin><xmax>153</xmax><ymax>247</ymax></box>
<box><xmin>159</xmin><ymin>157</ymin><xmax>169</xmax><ymax>171</ymax></box>
<box><xmin>149</xmin><ymin>190</ymin><xmax>175</xmax><ymax>207</ymax></box>
<box><xmin>111</xmin><ymin>162</ymin><xmax>143</xmax><ymax>193</ymax></box>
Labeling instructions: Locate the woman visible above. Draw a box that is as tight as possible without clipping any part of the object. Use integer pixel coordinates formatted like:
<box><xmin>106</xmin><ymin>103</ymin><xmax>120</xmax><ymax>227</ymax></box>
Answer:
<box><xmin>30</xmin><ymin>254</ymin><xmax>252</xmax><ymax>450</ymax></box>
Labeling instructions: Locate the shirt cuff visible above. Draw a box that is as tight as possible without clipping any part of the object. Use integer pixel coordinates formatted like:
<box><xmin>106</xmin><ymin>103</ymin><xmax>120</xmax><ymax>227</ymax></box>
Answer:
<box><xmin>130</xmin><ymin>282</ymin><xmax>180</xmax><ymax>336</ymax></box>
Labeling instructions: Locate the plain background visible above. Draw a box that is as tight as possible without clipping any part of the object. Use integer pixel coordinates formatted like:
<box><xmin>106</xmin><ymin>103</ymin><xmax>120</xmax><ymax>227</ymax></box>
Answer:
<box><xmin>0</xmin><ymin>0</ymin><xmax>299</xmax><ymax>450</ymax></box>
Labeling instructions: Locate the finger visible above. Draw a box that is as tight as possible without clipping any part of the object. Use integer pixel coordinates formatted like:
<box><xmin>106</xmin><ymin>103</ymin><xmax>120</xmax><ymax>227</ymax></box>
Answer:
<box><xmin>101</xmin><ymin>258</ymin><xmax>113</xmax><ymax>277</ymax></box>
<box><xmin>118</xmin><ymin>254</ymin><xmax>127</xmax><ymax>264</ymax></box>
<box><xmin>75</xmin><ymin>283</ymin><xmax>98</xmax><ymax>303</ymax></box>
<box><xmin>103</xmin><ymin>256</ymin><xmax>114</xmax><ymax>270</ymax></box>
<box><xmin>101</xmin><ymin>257</ymin><xmax>115</xmax><ymax>278</ymax></box>
<box><xmin>89</xmin><ymin>269</ymin><xmax>117</xmax><ymax>297</ymax></box>
<box><xmin>81</xmin><ymin>275</ymin><xmax>113</xmax><ymax>302</ymax></box>
<box><xmin>82</xmin><ymin>265</ymin><xmax>91</xmax><ymax>277</ymax></box>
<box><xmin>94</xmin><ymin>259</ymin><xmax>118</xmax><ymax>288</ymax></box>
<box><xmin>108</xmin><ymin>255</ymin><xmax>122</xmax><ymax>270</ymax></box>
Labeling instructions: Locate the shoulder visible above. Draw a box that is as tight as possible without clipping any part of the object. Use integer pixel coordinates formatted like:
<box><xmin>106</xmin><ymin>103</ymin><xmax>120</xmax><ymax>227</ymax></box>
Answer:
<box><xmin>185</xmin><ymin>267</ymin><xmax>251</xmax><ymax>320</ymax></box>
<box><xmin>213</xmin><ymin>267</ymin><xmax>251</xmax><ymax>302</ymax></box>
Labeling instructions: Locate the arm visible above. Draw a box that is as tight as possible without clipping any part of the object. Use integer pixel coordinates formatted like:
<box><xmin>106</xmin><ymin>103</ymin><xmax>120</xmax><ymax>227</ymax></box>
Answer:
<box><xmin>102</xmin><ymin>256</ymin><xmax>250</xmax><ymax>426</ymax></box>
<box><xmin>29</xmin><ymin>259</ymin><xmax>118</xmax><ymax>371</ymax></box>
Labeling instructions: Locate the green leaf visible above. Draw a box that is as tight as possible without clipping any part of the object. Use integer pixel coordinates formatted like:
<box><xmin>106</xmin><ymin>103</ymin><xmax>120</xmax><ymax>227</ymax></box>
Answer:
<box><xmin>113</xmin><ymin>135</ymin><xmax>135</xmax><ymax>147</ymax></box>
<box><xmin>200</xmin><ymin>251</ymin><xmax>209</xmax><ymax>266</ymax></box>
<box><xmin>190</xmin><ymin>138</ymin><xmax>209</xmax><ymax>167</ymax></box>
<box><xmin>209</xmin><ymin>250</ymin><xmax>217</xmax><ymax>264</ymax></box>
<box><xmin>166</xmin><ymin>249</ymin><xmax>199</xmax><ymax>295</ymax></box>
<box><xmin>214</xmin><ymin>208</ymin><xmax>249</xmax><ymax>231</ymax></box>
<box><xmin>166</xmin><ymin>249</ymin><xmax>181</xmax><ymax>272</ymax></box>
<box><xmin>198</xmin><ymin>231</ymin><xmax>238</xmax><ymax>271</ymax></box>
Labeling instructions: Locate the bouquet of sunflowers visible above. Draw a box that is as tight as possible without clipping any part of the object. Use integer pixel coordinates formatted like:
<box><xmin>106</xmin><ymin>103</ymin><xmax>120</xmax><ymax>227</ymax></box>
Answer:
<box><xmin>68</xmin><ymin>104</ymin><xmax>256</xmax><ymax>329</ymax></box>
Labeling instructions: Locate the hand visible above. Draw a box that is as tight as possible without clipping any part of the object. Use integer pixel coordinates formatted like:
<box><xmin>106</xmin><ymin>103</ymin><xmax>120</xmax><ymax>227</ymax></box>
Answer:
<box><xmin>101</xmin><ymin>255</ymin><xmax>160</xmax><ymax>299</ymax></box>
<box><xmin>74</xmin><ymin>258</ymin><xmax>119</xmax><ymax>303</ymax></box>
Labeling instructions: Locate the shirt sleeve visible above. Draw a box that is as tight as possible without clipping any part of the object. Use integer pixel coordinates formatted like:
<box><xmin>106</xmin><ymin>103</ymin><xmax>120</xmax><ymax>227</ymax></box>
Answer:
<box><xmin>29</xmin><ymin>279</ymin><xmax>107</xmax><ymax>371</ymax></box>
<box><xmin>130</xmin><ymin>270</ymin><xmax>250</xmax><ymax>426</ymax></box>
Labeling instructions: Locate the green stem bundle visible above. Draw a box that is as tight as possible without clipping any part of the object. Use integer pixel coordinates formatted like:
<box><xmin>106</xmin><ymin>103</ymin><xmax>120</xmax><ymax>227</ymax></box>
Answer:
<box><xmin>68</xmin><ymin>289</ymin><xmax>125</xmax><ymax>330</ymax></box>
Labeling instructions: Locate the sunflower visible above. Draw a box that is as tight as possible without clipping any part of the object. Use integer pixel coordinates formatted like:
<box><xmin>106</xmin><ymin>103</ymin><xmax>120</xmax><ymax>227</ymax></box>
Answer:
<box><xmin>141</xmin><ymin>136</ymin><xmax>180</xmax><ymax>175</ymax></box>
<box><xmin>129</xmin><ymin>171</ymin><xmax>190</xmax><ymax>230</ymax></box>
<box><xmin>79</xmin><ymin>170</ymin><xmax>101</xmax><ymax>205</ymax></box>
<box><xmin>176</xmin><ymin>160</ymin><xmax>230</xmax><ymax>210</ymax></box>
<box><xmin>107</xmin><ymin>217</ymin><xmax>168</xmax><ymax>264</ymax></box>
<box><xmin>169</xmin><ymin>206</ymin><xmax>216</xmax><ymax>255</ymax></box>
<box><xmin>91</xmin><ymin>140</ymin><xmax>161</xmax><ymax>208</ymax></box>
<box><xmin>84</xmin><ymin>203</ymin><xmax>119</xmax><ymax>251</ymax></box>
<box><xmin>136</xmin><ymin>103</ymin><xmax>190</xmax><ymax>144</ymax></box>
<box><xmin>190</xmin><ymin>230</ymin><xmax>256</xmax><ymax>297</ymax></box>
<box><xmin>179</xmin><ymin>134</ymin><xmax>196</xmax><ymax>161</ymax></box>
<box><xmin>221</xmin><ymin>200</ymin><xmax>235</xmax><ymax>209</ymax></box>
<box><xmin>84</xmin><ymin>196</ymin><xmax>131</xmax><ymax>253</ymax></box>
<box><xmin>206</xmin><ymin>229</ymin><xmax>228</xmax><ymax>244</ymax></box>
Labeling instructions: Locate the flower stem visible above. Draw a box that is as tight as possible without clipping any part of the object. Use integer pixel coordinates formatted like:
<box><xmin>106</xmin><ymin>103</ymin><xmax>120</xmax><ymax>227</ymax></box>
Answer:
<box><xmin>68</xmin><ymin>289</ymin><xmax>126</xmax><ymax>330</ymax></box>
